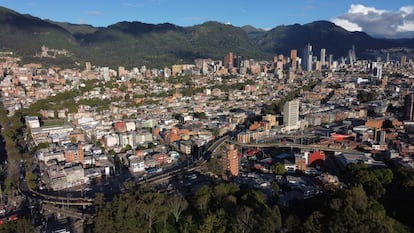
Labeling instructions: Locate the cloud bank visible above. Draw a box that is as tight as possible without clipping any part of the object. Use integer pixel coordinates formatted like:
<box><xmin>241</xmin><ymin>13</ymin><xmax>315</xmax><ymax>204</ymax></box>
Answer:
<box><xmin>332</xmin><ymin>4</ymin><xmax>414</xmax><ymax>39</ymax></box>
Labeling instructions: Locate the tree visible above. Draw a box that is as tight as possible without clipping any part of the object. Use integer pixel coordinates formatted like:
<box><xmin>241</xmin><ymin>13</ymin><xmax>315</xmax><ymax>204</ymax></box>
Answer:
<box><xmin>167</xmin><ymin>195</ymin><xmax>188</xmax><ymax>223</ymax></box>
<box><xmin>395</xmin><ymin>168</ymin><xmax>414</xmax><ymax>188</ymax></box>
<box><xmin>137</xmin><ymin>191</ymin><xmax>168</xmax><ymax>233</ymax></box>
<box><xmin>271</xmin><ymin>180</ymin><xmax>280</xmax><ymax>199</ymax></box>
<box><xmin>4</xmin><ymin>177</ymin><xmax>13</xmax><ymax>195</ymax></box>
<box><xmin>357</xmin><ymin>90</ymin><xmax>378</xmax><ymax>103</ymax></box>
<box><xmin>194</xmin><ymin>112</ymin><xmax>208</xmax><ymax>120</ymax></box>
<box><xmin>233</xmin><ymin>206</ymin><xmax>256</xmax><ymax>233</ymax></box>
<box><xmin>195</xmin><ymin>185</ymin><xmax>212</xmax><ymax>213</ymax></box>
<box><xmin>344</xmin><ymin>163</ymin><xmax>393</xmax><ymax>199</ymax></box>
<box><xmin>25</xmin><ymin>170</ymin><xmax>37</xmax><ymax>190</ymax></box>
<box><xmin>271</xmin><ymin>163</ymin><xmax>287</xmax><ymax>175</ymax></box>
<box><xmin>197</xmin><ymin>213</ymin><xmax>225</xmax><ymax>233</ymax></box>
<box><xmin>0</xmin><ymin>218</ymin><xmax>35</xmax><ymax>233</ymax></box>
<box><xmin>94</xmin><ymin>193</ymin><xmax>105</xmax><ymax>211</ymax></box>
<box><xmin>303</xmin><ymin>211</ymin><xmax>324</xmax><ymax>233</ymax></box>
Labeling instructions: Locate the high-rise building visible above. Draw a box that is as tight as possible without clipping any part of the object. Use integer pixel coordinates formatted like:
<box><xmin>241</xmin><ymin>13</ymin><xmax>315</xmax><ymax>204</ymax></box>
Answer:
<box><xmin>348</xmin><ymin>45</ymin><xmax>356</xmax><ymax>65</ymax></box>
<box><xmin>290</xmin><ymin>49</ymin><xmax>297</xmax><ymax>71</ymax></box>
<box><xmin>375</xmin><ymin>66</ymin><xmax>383</xmax><ymax>80</ymax></box>
<box><xmin>401</xmin><ymin>56</ymin><xmax>407</xmax><ymax>66</ymax></box>
<box><xmin>225</xmin><ymin>144</ymin><xmax>239</xmax><ymax>176</ymax></box>
<box><xmin>85</xmin><ymin>62</ymin><xmax>91</xmax><ymax>72</ymax></box>
<box><xmin>283</xmin><ymin>99</ymin><xmax>300</xmax><ymax>130</ymax></box>
<box><xmin>404</xmin><ymin>93</ymin><xmax>414</xmax><ymax>121</ymax></box>
<box><xmin>102</xmin><ymin>67</ymin><xmax>110</xmax><ymax>81</ymax></box>
<box><xmin>328</xmin><ymin>54</ymin><xmax>333</xmax><ymax>67</ymax></box>
<box><xmin>302</xmin><ymin>44</ymin><xmax>313</xmax><ymax>72</ymax></box>
<box><xmin>118</xmin><ymin>66</ymin><xmax>126</xmax><ymax>77</ymax></box>
<box><xmin>64</xmin><ymin>143</ymin><xmax>84</xmax><ymax>164</ymax></box>
<box><xmin>320</xmin><ymin>48</ymin><xmax>326</xmax><ymax>66</ymax></box>
<box><xmin>224</xmin><ymin>52</ymin><xmax>234</xmax><ymax>70</ymax></box>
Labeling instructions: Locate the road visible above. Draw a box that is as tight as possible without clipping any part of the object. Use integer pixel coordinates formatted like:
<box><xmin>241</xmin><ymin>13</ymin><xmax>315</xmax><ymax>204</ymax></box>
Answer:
<box><xmin>19</xmin><ymin>135</ymin><xmax>231</xmax><ymax>206</ymax></box>
<box><xmin>19</xmin><ymin>180</ymin><xmax>93</xmax><ymax>206</ymax></box>
<box><xmin>230</xmin><ymin>140</ymin><xmax>358</xmax><ymax>153</ymax></box>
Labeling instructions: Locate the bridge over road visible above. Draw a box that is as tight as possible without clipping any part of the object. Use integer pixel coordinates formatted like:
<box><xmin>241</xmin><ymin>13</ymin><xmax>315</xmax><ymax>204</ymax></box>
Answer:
<box><xmin>229</xmin><ymin>140</ymin><xmax>358</xmax><ymax>153</ymax></box>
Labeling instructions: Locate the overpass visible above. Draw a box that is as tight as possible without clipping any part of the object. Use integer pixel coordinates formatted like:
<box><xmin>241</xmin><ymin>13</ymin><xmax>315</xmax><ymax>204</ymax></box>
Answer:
<box><xmin>19</xmin><ymin>180</ymin><xmax>94</xmax><ymax>207</ymax></box>
<box><xmin>42</xmin><ymin>204</ymin><xmax>85</xmax><ymax>219</ymax></box>
<box><xmin>230</xmin><ymin>140</ymin><xmax>358</xmax><ymax>153</ymax></box>
<box><xmin>201</xmin><ymin>135</ymin><xmax>229</xmax><ymax>161</ymax></box>
<box><xmin>19</xmin><ymin>135</ymin><xmax>232</xmax><ymax>219</ymax></box>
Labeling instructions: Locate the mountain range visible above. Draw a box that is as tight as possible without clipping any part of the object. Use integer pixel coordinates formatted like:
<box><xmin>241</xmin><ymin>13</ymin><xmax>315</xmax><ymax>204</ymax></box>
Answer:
<box><xmin>0</xmin><ymin>6</ymin><xmax>413</xmax><ymax>68</ymax></box>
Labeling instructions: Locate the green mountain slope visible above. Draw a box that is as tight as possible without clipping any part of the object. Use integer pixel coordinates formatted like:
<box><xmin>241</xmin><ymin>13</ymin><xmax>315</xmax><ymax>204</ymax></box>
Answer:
<box><xmin>254</xmin><ymin>21</ymin><xmax>402</xmax><ymax>58</ymax></box>
<box><xmin>0</xmin><ymin>7</ymin><xmax>78</xmax><ymax>57</ymax></box>
<box><xmin>0</xmin><ymin>6</ymin><xmax>413</xmax><ymax>68</ymax></box>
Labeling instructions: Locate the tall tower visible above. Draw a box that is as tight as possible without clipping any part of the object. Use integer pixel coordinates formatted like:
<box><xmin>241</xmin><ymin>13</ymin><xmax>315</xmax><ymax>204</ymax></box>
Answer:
<box><xmin>302</xmin><ymin>44</ymin><xmax>313</xmax><ymax>72</ymax></box>
<box><xmin>118</xmin><ymin>66</ymin><xmax>126</xmax><ymax>77</ymax></box>
<box><xmin>85</xmin><ymin>62</ymin><xmax>91</xmax><ymax>72</ymax></box>
<box><xmin>404</xmin><ymin>93</ymin><xmax>414</xmax><ymax>121</ymax></box>
<box><xmin>320</xmin><ymin>48</ymin><xmax>326</xmax><ymax>66</ymax></box>
<box><xmin>401</xmin><ymin>56</ymin><xmax>407</xmax><ymax>66</ymax></box>
<box><xmin>225</xmin><ymin>144</ymin><xmax>239</xmax><ymax>176</ymax></box>
<box><xmin>283</xmin><ymin>99</ymin><xmax>300</xmax><ymax>130</ymax></box>
<box><xmin>290</xmin><ymin>49</ymin><xmax>297</xmax><ymax>71</ymax></box>
<box><xmin>224</xmin><ymin>52</ymin><xmax>234</xmax><ymax>70</ymax></box>
<box><xmin>329</xmin><ymin>54</ymin><xmax>333</xmax><ymax>67</ymax></box>
<box><xmin>348</xmin><ymin>45</ymin><xmax>356</xmax><ymax>65</ymax></box>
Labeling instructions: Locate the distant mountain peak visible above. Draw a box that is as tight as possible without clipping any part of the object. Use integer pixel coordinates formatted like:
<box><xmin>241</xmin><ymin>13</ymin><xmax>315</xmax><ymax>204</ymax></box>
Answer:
<box><xmin>0</xmin><ymin>6</ymin><xmax>413</xmax><ymax>68</ymax></box>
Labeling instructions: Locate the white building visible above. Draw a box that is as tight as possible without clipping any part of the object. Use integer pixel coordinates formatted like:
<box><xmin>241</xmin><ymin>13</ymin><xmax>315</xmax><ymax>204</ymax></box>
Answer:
<box><xmin>103</xmin><ymin>134</ymin><xmax>119</xmax><ymax>148</ymax></box>
<box><xmin>119</xmin><ymin>132</ymin><xmax>135</xmax><ymax>148</ymax></box>
<box><xmin>37</xmin><ymin>150</ymin><xmax>65</xmax><ymax>163</ymax></box>
<box><xmin>64</xmin><ymin>165</ymin><xmax>85</xmax><ymax>186</ymax></box>
<box><xmin>136</xmin><ymin>130</ymin><xmax>153</xmax><ymax>144</ymax></box>
<box><xmin>25</xmin><ymin>116</ymin><xmax>40</xmax><ymax>129</ymax></box>
<box><xmin>283</xmin><ymin>99</ymin><xmax>300</xmax><ymax>131</ymax></box>
<box><xmin>128</xmin><ymin>156</ymin><xmax>145</xmax><ymax>173</ymax></box>
<box><xmin>126</xmin><ymin>121</ymin><xmax>136</xmax><ymax>132</ymax></box>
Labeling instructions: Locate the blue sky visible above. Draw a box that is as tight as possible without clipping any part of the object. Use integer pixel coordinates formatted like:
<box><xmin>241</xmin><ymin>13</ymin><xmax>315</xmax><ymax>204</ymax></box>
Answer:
<box><xmin>1</xmin><ymin>0</ymin><xmax>414</xmax><ymax>38</ymax></box>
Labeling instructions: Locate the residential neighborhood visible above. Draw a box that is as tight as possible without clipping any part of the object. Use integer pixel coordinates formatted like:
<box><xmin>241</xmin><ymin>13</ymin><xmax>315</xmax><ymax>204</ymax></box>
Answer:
<box><xmin>1</xmin><ymin>45</ymin><xmax>414</xmax><ymax>232</ymax></box>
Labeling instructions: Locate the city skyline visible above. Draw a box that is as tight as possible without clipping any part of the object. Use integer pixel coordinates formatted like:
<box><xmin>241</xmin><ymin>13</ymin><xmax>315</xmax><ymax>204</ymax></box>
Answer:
<box><xmin>0</xmin><ymin>0</ymin><xmax>414</xmax><ymax>38</ymax></box>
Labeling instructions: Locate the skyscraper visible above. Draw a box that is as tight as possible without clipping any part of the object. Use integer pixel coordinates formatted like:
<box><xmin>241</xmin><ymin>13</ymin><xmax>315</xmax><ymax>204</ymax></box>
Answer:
<box><xmin>404</xmin><ymin>93</ymin><xmax>414</xmax><ymax>121</ymax></box>
<box><xmin>225</xmin><ymin>144</ymin><xmax>239</xmax><ymax>176</ymax></box>
<box><xmin>320</xmin><ymin>48</ymin><xmax>326</xmax><ymax>66</ymax></box>
<box><xmin>224</xmin><ymin>52</ymin><xmax>234</xmax><ymax>70</ymax></box>
<box><xmin>85</xmin><ymin>62</ymin><xmax>91</xmax><ymax>72</ymax></box>
<box><xmin>302</xmin><ymin>44</ymin><xmax>313</xmax><ymax>72</ymax></box>
<box><xmin>290</xmin><ymin>49</ymin><xmax>297</xmax><ymax>71</ymax></box>
<box><xmin>329</xmin><ymin>54</ymin><xmax>333</xmax><ymax>67</ymax></box>
<box><xmin>283</xmin><ymin>99</ymin><xmax>300</xmax><ymax>130</ymax></box>
<box><xmin>348</xmin><ymin>45</ymin><xmax>356</xmax><ymax>65</ymax></box>
<box><xmin>401</xmin><ymin>56</ymin><xmax>407</xmax><ymax>66</ymax></box>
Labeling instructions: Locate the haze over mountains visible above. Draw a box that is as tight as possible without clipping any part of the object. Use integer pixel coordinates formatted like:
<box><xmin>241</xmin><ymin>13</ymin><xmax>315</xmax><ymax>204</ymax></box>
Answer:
<box><xmin>0</xmin><ymin>6</ymin><xmax>413</xmax><ymax>68</ymax></box>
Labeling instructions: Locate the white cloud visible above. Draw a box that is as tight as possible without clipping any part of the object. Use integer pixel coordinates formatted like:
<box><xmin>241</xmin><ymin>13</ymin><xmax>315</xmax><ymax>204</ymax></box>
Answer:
<box><xmin>332</xmin><ymin>18</ymin><xmax>362</xmax><ymax>32</ymax></box>
<box><xmin>331</xmin><ymin>4</ymin><xmax>414</xmax><ymax>38</ymax></box>
<box><xmin>400</xmin><ymin>6</ymin><xmax>413</xmax><ymax>17</ymax></box>
<box><xmin>397</xmin><ymin>20</ymin><xmax>414</xmax><ymax>32</ymax></box>
<box><xmin>348</xmin><ymin>4</ymin><xmax>386</xmax><ymax>15</ymax></box>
